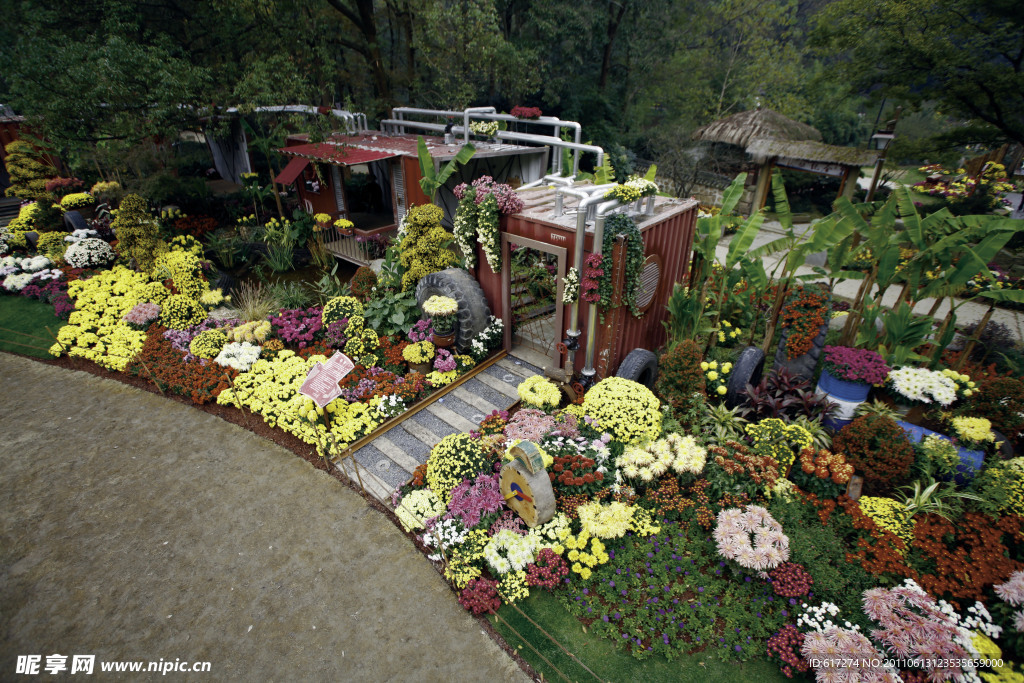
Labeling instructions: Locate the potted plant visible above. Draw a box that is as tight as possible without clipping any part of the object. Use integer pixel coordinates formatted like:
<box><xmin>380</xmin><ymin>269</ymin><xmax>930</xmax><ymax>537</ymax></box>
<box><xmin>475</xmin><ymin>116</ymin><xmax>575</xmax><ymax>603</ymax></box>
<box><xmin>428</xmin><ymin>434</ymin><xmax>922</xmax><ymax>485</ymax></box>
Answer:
<box><xmin>402</xmin><ymin>341</ymin><xmax>436</xmax><ymax>374</ymax></box>
<box><xmin>423</xmin><ymin>295</ymin><xmax>459</xmax><ymax>348</ymax></box>
<box><xmin>817</xmin><ymin>346</ymin><xmax>891</xmax><ymax>428</ymax></box>
<box><xmin>883</xmin><ymin>366</ymin><xmax>958</xmax><ymax>423</ymax></box>
<box><xmin>334</xmin><ymin>218</ymin><xmax>354</xmax><ymax>237</ymax></box>
<box><xmin>947</xmin><ymin>416</ymin><xmax>996</xmax><ymax>483</ymax></box>
<box><xmin>60</xmin><ymin>192</ymin><xmax>96</xmax><ymax>219</ymax></box>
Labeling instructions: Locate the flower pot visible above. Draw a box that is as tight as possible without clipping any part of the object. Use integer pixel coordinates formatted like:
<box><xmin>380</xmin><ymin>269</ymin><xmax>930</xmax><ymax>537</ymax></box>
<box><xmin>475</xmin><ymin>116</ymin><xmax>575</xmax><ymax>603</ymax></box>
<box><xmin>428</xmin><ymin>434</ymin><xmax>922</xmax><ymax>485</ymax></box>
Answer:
<box><xmin>817</xmin><ymin>369</ymin><xmax>871</xmax><ymax>429</ymax></box>
<box><xmin>896</xmin><ymin>420</ymin><xmax>985</xmax><ymax>485</ymax></box>
<box><xmin>410</xmin><ymin>361</ymin><xmax>432</xmax><ymax>375</ymax></box>
<box><xmin>432</xmin><ymin>330</ymin><xmax>456</xmax><ymax>349</ymax></box>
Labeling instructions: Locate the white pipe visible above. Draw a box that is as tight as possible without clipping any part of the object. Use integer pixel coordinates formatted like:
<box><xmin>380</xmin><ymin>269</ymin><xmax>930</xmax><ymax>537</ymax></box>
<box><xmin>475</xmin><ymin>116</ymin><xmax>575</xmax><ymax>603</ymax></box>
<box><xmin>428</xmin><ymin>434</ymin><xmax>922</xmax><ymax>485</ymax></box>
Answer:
<box><xmin>579</xmin><ymin>199</ymin><xmax>624</xmax><ymax>381</ymax></box>
<box><xmin>518</xmin><ymin>174</ymin><xmax>575</xmax><ymax>190</ymax></box>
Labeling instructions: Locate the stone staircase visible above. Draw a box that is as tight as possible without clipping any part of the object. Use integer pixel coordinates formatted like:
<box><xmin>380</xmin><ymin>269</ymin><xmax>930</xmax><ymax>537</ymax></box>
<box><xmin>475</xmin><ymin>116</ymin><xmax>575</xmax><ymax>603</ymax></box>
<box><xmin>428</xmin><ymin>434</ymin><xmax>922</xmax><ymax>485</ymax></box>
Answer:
<box><xmin>337</xmin><ymin>354</ymin><xmax>543</xmax><ymax>502</ymax></box>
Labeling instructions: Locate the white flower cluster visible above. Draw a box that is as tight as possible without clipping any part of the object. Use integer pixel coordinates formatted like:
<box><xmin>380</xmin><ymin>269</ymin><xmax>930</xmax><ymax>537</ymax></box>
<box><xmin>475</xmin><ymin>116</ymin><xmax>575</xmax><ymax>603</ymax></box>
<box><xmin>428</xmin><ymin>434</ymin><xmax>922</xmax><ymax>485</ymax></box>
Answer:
<box><xmin>394</xmin><ymin>489</ymin><xmax>446</xmax><ymax>532</ymax></box>
<box><xmin>214</xmin><ymin>342</ymin><xmax>262</xmax><ymax>372</ymax></box>
<box><xmin>624</xmin><ymin>177</ymin><xmax>658</xmax><ymax>197</ymax></box>
<box><xmin>483</xmin><ymin>529</ymin><xmax>539</xmax><ymax>574</ymax></box>
<box><xmin>0</xmin><ymin>226</ymin><xmax>9</xmax><ymax>255</ymax></box>
<box><xmin>64</xmin><ymin>238</ymin><xmax>115</xmax><ymax>269</ymax></box>
<box><xmin>371</xmin><ymin>393</ymin><xmax>407</xmax><ymax>420</ymax></box>
<box><xmin>64</xmin><ymin>228</ymin><xmax>99</xmax><ymax>243</ymax></box>
<box><xmin>796</xmin><ymin>601</ymin><xmax>859</xmax><ymax>632</ymax></box>
<box><xmin>887</xmin><ymin>366</ymin><xmax>958</xmax><ymax>406</ymax></box>
<box><xmin>713</xmin><ymin>505</ymin><xmax>789</xmax><ymax>571</ymax></box>
<box><xmin>617</xmin><ymin>432</ymin><xmax>706</xmax><ymax>482</ymax></box>
<box><xmin>468</xmin><ymin>315</ymin><xmax>504</xmax><ymax>362</ymax></box>
<box><xmin>1</xmin><ymin>254</ymin><xmax>53</xmax><ymax>275</ymax></box>
<box><xmin>421</xmin><ymin>517</ymin><xmax>469</xmax><ymax>562</ymax></box>
<box><xmin>561</xmin><ymin>267</ymin><xmax>580</xmax><ymax>305</ymax></box>
<box><xmin>526</xmin><ymin>512</ymin><xmax>571</xmax><ymax>550</ymax></box>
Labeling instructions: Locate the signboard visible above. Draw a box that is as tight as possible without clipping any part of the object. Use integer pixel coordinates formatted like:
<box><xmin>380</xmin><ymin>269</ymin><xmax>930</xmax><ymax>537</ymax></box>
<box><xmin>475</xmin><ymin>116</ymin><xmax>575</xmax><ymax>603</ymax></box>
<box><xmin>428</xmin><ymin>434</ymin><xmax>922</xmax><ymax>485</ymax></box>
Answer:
<box><xmin>299</xmin><ymin>352</ymin><xmax>355</xmax><ymax>407</ymax></box>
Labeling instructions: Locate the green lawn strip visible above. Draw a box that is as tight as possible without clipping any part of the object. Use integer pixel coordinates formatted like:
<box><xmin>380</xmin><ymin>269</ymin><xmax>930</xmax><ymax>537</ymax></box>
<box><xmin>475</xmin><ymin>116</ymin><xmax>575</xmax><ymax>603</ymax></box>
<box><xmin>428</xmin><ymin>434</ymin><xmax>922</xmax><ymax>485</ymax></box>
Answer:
<box><xmin>0</xmin><ymin>296</ymin><xmax>63</xmax><ymax>358</ymax></box>
<box><xmin>493</xmin><ymin>592</ymin><xmax>787</xmax><ymax>683</ymax></box>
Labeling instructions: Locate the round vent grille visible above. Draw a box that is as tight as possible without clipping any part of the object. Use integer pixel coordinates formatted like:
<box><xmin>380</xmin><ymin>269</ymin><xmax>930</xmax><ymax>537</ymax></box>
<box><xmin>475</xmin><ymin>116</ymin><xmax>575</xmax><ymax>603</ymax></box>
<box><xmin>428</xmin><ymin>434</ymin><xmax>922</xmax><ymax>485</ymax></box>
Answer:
<box><xmin>635</xmin><ymin>255</ymin><xmax>661</xmax><ymax>312</ymax></box>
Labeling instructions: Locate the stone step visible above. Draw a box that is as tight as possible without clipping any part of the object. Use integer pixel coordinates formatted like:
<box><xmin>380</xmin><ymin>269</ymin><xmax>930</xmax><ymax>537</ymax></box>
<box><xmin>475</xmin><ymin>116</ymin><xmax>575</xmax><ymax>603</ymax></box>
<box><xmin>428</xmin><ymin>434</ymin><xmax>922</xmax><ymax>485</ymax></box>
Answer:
<box><xmin>450</xmin><ymin>386</ymin><xmax>503</xmax><ymax>416</ymax></box>
<box><xmin>474</xmin><ymin>371</ymin><xmax>520</xmax><ymax>399</ymax></box>
<box><xmin>426</xmin><ymin>402</ymin><xmax>481</xmax><ymax>434</ymax></box>
<box><xmin>367</xmin><ymin>435</ymin><xmax>422</xmax><ymax>475</ymax></box>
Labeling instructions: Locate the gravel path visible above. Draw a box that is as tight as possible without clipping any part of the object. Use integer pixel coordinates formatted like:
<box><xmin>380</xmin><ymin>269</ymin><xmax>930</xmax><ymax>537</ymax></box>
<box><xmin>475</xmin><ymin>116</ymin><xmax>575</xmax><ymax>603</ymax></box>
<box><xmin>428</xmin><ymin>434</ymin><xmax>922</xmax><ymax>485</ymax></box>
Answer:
<box><xmin>0</xmin><ymin>353</ymin><xmax>527</xmax><ymax>681</ymax></box>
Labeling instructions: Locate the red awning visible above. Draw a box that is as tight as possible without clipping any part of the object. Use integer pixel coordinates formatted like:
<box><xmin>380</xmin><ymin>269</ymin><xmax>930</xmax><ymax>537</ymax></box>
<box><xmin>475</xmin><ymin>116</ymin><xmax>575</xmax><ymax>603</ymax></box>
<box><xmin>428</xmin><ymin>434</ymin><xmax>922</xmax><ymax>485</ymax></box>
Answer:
<box><xmin>278</xmin><ymin>143</ymin><xmax>399</xmax><ymax>166</ymax></box>
<box><xmin>274</xmin><ymin>156</ymin><xmax>310</xmax><ymax>186</ymax></box>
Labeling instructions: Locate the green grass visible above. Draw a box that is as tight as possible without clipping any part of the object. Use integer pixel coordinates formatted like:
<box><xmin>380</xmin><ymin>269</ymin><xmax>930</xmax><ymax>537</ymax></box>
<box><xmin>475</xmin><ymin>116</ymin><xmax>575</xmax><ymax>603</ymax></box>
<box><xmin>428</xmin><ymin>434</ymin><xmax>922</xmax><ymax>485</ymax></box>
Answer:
<box><xmin>492</xmin><ymin>592</ymin><xmax>788</xmax><ymax>683</ymax></box>
<box><xmin>0</xmin><ymin>296</ymin><xmax>64</xmax><ymax>358</ymax></box>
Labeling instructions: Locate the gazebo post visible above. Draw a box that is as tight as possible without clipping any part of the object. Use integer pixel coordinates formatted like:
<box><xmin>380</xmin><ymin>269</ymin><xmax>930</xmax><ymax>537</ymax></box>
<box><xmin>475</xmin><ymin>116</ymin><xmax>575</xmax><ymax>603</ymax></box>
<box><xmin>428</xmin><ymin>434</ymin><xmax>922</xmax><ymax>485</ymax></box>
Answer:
<box><xmin>751</xmin><ymin>159</ymin><xmax>775</xmax><ymax>212</ymax></box>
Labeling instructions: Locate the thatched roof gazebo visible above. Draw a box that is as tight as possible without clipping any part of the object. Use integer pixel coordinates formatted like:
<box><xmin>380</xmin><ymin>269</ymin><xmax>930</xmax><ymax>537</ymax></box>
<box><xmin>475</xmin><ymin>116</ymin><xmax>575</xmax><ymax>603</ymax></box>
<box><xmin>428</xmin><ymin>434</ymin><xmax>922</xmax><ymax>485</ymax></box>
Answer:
<box><xmin>691</xmin><ymin>108</ymin><xmax>822</xmax><ymax>148</ymax></box>
<box><xmin>691</xmin><ymin>108</ymin><xmax>876</xmax><ymax>213</ymax></box>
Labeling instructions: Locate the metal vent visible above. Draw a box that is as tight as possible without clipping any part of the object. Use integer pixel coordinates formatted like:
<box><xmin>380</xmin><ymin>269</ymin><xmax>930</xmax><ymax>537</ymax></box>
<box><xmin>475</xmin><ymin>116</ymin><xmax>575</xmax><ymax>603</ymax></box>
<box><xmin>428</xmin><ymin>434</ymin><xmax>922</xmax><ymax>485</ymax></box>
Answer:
<box><xmin>393</xmin><ymin>160</ymin><xmax>406</xmax><ymax>223</ymax></box>
<box><xmin>331</xmin><ymin>166</ymin><xmax>346</xmax><ymax>213</ymax></box>
<box><xmin>635</xmin><ymin>256</ymin><xmax>661</xmax><ymax>311</ymax></box>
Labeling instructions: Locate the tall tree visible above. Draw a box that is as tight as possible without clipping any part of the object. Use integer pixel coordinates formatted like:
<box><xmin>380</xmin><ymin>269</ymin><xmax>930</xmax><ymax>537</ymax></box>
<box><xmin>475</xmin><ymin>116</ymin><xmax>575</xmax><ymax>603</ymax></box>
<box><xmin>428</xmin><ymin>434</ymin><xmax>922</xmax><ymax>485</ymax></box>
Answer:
<box><xmin>812</xmin><ymin>0</ymin><xmax>1024</xmax><ymax>146</ymax></box>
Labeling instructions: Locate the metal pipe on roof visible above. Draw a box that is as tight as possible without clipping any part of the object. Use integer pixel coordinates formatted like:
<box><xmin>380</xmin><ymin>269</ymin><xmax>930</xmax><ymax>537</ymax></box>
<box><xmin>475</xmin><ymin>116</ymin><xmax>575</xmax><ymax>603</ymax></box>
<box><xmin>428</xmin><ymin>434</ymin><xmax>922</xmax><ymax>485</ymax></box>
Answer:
<box><xmin>518</xmin><ymin>174</ymin><xmax>575</xmax><ymax>190</ymax></box>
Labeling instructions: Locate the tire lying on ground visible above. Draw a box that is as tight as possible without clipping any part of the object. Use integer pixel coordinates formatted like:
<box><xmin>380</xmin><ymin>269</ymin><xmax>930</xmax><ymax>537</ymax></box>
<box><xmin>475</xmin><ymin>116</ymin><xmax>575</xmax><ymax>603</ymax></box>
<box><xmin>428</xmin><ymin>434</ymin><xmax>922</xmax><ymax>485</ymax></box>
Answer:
<box><xmin>725</xmin><ymin>346</ymin><xmax>765</xmax><ymax>409</ymax></box>
<box><xmin>415</xmin><ymin>267</ymin><xmax>492</xmax><ymax>352</ymax></box>
<box><xmin>616</xmin><ymin>348</ymin><xmax>659</xmax><ymax>391</ymax></box>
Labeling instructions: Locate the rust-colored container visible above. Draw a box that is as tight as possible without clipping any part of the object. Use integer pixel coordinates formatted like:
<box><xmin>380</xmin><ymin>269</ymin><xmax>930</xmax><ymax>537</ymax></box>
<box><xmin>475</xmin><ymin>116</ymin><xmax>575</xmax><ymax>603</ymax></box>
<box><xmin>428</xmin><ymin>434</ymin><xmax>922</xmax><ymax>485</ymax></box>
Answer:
<box><xmin>473</xmin><ymin>188</ymin><xmax>698</xmax><ymax>380</ymax></box>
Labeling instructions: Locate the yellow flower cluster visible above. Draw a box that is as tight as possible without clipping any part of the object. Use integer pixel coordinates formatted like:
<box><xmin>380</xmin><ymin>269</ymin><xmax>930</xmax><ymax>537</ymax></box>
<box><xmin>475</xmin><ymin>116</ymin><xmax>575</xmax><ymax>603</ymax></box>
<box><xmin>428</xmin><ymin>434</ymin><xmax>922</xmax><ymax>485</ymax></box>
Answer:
<box><xmin>60</xmin><ymin>192</ymin><xmax>95</xmax><ymax>210</ymax></box>
<box><xmin>426</xmin><ymin>369</ymin><xmax>458</xmax><ymax>386</ymax></box>
<box><xmin>950</xmin><ymin>416</ymin><xmax>995</xmax><ymax>447</ymax></box>
<box><xmin>227</xmin><ymin>320</ymin><xmax>272</xmax><ymax>343</ymax></box>
<box><xmin>189</xmin><ymin>329</ymin><xmax>227</xmax><ymax>359</ymax></box>
<box><xmin>444</xmin><ymin>529</ymin><xmax>489</xmax><ymax>589</ymax></box>
<box><xmin>941</xmin><ymin>369</ymin><xmax>977</xmax><ymax>399</ymax></box>
<box><xmin>497</xmin><ymin>570</ymin><xmax>530</xmax><ymax>604</ymax></box>
<box><xmin>859</xmin><ymin>496</ymin><xmax>914</xmax><ymax>551</ymax></box>
<box><xmin>49</xmin><ymin>266</ymin><xmax>159</xmax><ymax>370</ymax></box>
<box><xmin>402</xmin><ymin>341</ymin><xmax>435</xmax><ymax>364</ymax></box>
<box><xmin>216</xmin><ymin>351</ymin><xmax>381</xmax><ymax>447</ymax></box>
<box><xmin>322</xmin><ymin>295</ymin><xmax>364</xmax><ymax>326</ymax></box>
<box><xmin>422</xmin><ymin>295</ymin><xmax>459</xmax><ymax>317</ymax></box>
<box><xmin>563</xmin><ymin>531</ymin><xmax>609</xmax><ymax>580</ymax></box>
<box><xmin>576</xmin><ymin>500</ymin><xmax>660</xmax><ymax>539</ymax></box>
<box><xmin>717</xmin><ymin>320</ymin><xmax>742</xmax><ymax>347</ymax></box>
<box><xmin>526</xmin><ymin>512</ymin><xmax>571</xmax><ymax>553</ymax></box>
<box><xmin>313</xmin><ymin>213</ymin><xmax>332</xmax><ymax>225</ymax></box>
<box><xmin>746</xmin><ymin>418</ymin><xmax>813</xmax><ymax>472</ymax></box>
<box><xmin>580</xmin><ymin>377</ymin><xmax>662</xmax><ymax>445</ymax></box>
<box><xmin>153</xmin><ymin>249</ymin><xmax>209</xmax><ymax>301</ymax></box>
<box><xmin>617</xmin><ymin>432</ymin><xmax>706</xmax><ymax>481</ymax></box>
<box><xmin>701</xmin><ymin>360</ymin><xmax>733</xmax><ymax>397</ymax></box>
<box><xmin>395</xmin><ymin>489</ymin><xmax>447</xmax><ymax>532</ymax></box>
<box><xmin>168</xmin><ymin>234</ymin><xmax>205</xmax><ymax>259</ymax></box>
<box><xmin>517</xmin><ymin>375</ymin><xmax>561</xmax><ymax>410</ymax></box>
<box><xmin>161</xmin><ymin>294</ymin><xmax>206</xmax><ymax>330</ymax></box>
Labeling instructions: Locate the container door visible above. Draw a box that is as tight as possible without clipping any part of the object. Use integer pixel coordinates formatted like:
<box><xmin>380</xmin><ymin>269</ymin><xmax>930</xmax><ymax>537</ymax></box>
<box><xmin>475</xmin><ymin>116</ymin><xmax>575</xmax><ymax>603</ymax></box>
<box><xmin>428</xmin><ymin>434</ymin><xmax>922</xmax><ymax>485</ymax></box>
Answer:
<box><xmin>500</xmin><ymin>234</ymin><xmax>566</xmax><ymax>373</ymax></box>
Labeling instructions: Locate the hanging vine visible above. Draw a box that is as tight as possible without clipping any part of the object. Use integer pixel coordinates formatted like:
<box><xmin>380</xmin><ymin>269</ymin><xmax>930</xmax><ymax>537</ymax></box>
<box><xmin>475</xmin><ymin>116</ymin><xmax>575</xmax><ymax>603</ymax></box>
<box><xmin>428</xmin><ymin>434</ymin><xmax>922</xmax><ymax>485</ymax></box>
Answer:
<box><xmin>453</xmin><ymin>188</ymin><xmax>479</xmax><ymax>267</ymax></box>
<box><xmin>597</xmin><ymin>213</ymin><xmax>646</xmax><ymax>317</ymax></box>
<box><xmin>476</xmin><ymin>192</ymin><xmax>501</xmax><ymax>272</ymax></box>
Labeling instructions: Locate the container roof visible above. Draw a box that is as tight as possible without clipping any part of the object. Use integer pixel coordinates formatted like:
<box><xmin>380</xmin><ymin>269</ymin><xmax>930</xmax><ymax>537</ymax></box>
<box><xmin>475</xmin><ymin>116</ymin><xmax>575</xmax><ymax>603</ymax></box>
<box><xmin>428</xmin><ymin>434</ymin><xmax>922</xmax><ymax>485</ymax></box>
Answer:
<box><xmin>280</xmin><ymin>132</ymin><xmax>545</xmax><ymax>163</ymax></box>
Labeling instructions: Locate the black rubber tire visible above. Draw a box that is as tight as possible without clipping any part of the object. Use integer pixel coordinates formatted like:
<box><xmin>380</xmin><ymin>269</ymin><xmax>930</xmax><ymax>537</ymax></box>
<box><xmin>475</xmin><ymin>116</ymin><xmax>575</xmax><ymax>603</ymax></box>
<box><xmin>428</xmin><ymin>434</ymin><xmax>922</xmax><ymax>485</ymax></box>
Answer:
<box><xmin>212</xmin><ymin>270</ymin><xmax>237</xmax><ymax>296</ymax></box>
<box><xmin>993</xmin><ymin>429</ymin><xmax>1016</xmax><ymax>460</ymax></box>
<box><xmin>415</xmin><ymin>267</ymin><xmax>492</xmax><ymax>352</ymax></box>
<box><xmin>62</xmin><ymin>211</ymin><xmax>89</xmax><ymax>232</ymax></box>
<box><xmin>616</xmin><ymin>348</ymin><xmax>659</xmax><ymax>390</ymax></box>
<box><xmin>773</xmin><ymin>322</ymin><xmax>829</xmax><ymax>382</ymax></box>
<box><xmin>725</xmin><ymin>346</ymin><xmax>765</xmax><ymax>409</ymax></box>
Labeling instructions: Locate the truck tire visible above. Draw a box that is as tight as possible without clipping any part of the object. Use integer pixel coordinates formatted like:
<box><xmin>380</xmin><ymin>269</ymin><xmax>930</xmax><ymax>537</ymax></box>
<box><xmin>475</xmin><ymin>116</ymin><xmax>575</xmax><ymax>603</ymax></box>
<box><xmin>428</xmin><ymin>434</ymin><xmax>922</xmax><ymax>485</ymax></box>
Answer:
<box><xmin>616</xmin><ymin>348</ymin><xmax>658</xmax><ymax>390</ymax></box>
<box><xmin>415</xmin><ymin>267</ymin><xmax>492</xmax><ymax>352</ymax></box>
<box><xmin>212</xmin><ymin>270</ymin><xmax>237</xmax><ymax>296</ymax></box>
<box><xmin>774</xmin><ymin>323</ymin><xmax>828</xmax><ymax>382</ymax></box>
<box><xmin>725</xmin><ymin>346</ymin><xmax>765</xmax><ymax>409</ymax></box>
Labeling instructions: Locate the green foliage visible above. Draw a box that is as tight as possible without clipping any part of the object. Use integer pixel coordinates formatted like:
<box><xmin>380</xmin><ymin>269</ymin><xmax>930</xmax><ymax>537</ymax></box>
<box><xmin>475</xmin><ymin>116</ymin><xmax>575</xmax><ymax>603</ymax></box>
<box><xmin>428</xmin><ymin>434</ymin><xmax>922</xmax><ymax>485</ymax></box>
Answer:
<box><xmin>112</xmin><ymin>194</ymin><xmax>164</xmax><ymax>272</ymax></box>
<box><xmin>35</xmin><ymin>231</ymin><xmax>71</xmax><ymax>263</ymax></box>
<box><xmin>267</xmin><ymin>280</ymin><xmax>314</xmax><ymax>310</ymax></box>
<box><xmin>398</xmin><ymin>204</ymin><xmax>459</xmax><ymax>291</ymax></box>
<box><xmin>0</xmin><ymin>296</ymin><xmax>65</xmax><ymax>358</ymax></box>
<box><xmin>362</xmin><ymin>290</ymin><xmax>421</xmax><ymax>337</ymax></box>
<box><xmin>417</xmin><ymin>137</ymin><xmax>475</xmax><ymax>201</ymax></box>
<box><xmin>597</xmin><ymin>213</ymin><xmax>644</xmax><ymax>316</ymax></box>
<box><xmin>3</xmin><ymin>140</ymin><xmax>53</xmax><ymax>201</ymax></box>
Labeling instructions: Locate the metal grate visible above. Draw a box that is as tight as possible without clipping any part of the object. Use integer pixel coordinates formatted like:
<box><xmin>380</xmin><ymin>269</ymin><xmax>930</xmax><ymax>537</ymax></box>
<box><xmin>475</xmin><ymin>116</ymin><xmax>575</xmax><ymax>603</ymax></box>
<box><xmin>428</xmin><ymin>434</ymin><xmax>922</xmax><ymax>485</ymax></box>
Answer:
<box><xmin>635</xmin><ymin>256</ymin><xmax>661</xmax><ymax>310</ymax></box>
<box><xmin>392</xmin><ymin>159</ymin><xmax>406</xmax><ymax>224</ymax></box>
<box><xmin>331</xmin><ymin>166</ymin><xmax>346</xmax><ymax>214</ymax></box>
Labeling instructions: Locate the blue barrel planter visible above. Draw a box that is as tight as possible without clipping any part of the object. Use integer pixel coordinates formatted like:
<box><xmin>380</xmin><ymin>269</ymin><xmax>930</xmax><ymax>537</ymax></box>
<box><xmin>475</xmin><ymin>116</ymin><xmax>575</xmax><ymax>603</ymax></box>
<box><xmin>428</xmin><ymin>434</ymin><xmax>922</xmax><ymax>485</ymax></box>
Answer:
<box><xmin>817</xmin><ymin>369</ymin><xmax>871</xmax><ymax>430</ymax></box>
<box><xmin>896</xmin><ymin>421</ymin><xmax>985</xmax><ymax>485</ymax></box>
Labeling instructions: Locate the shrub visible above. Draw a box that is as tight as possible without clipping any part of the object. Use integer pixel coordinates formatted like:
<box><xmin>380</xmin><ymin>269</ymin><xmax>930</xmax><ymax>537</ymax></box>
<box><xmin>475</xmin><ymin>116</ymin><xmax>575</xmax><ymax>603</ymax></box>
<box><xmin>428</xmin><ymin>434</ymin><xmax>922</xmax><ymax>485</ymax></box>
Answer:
<box><xmin>738</xmin><ymin>367</ymin><xmax>835</xmax><ymax>422</ymax></box>
<box><xmin>350</xmin><ymin>266</ymin><xmax>377</xmax><ymax>300</ymax></box>
<box><xmin>36</xmin><ymin>231</ymin><xmax>70</xmax><ymax>263</ymax></box>
<box><xmin>705</xmin><ymin>440</ymin><xmax>780</xmax><ymax>501</ymax></box>
<box><xmin>113</xmin><ymin>194</ymin><xmax>164</xmax><ymax>272</ymax></box>
<box><xmin>322</xmin><ymin>295</ymin><xmax>364</xmax><ymax>326</ymax></box>
<box><xmin>398</xmin><ymin>204</ymin><xmax>459</xmax><ymax>291</ymax></box>
<box><xmin>3</xmin><ymin>140</ymin><xmax>52</xmax><ymax>201</ymax></box>
<box><xmin>161</xmin><ymin>294</ymin><xmax>206</xmax><ymax>330</ymax></box>
<box><xmin>581</xmin><ymin>377</ymin><xmax>662</xmax><ymax>445</ymax></box>
<box><xmin>832</xmin><ymin>415</ymin><xmax>914</xmax><ymax>485</ymax></box>
<box><xmin>189</xmin><ymin>328</ymin><xmax>228</xmax><ymax>359</ymax></box>
<box><xmin>655</xmin><ymin>340</ymin><xmax>706</xmax><ymax>420</ymax></box>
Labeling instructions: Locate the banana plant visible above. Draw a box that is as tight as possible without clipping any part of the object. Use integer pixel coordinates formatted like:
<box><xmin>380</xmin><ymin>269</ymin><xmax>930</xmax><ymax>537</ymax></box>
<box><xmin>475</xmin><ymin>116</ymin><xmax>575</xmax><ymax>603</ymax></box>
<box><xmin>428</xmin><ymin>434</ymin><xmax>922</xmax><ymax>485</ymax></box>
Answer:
<box><xmin>416</xmin><ymin>136</ymin><xmax>476</xmax><ymax>202</ymax></box>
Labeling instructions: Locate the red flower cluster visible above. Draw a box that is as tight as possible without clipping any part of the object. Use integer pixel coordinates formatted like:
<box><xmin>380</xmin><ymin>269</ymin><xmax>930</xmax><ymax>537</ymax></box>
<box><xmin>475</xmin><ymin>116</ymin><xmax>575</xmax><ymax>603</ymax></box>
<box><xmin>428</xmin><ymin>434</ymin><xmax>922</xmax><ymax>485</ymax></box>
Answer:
<box><xmin>510</xmin><ymin>106</ymin><xmax>542</xmax><ymax>119</ymax></box>
<box><xmin>779</xmin><ymin>285</ymin><xmax>829</xmax><ymax>359</ymax></box>
<box><xmin>125</xmin><ymin>325</ymin><xmax>237</xmax><ymax>404</ymax></box>
<box><xmin>377</xmin><ymin>335</ymin><xmax>409</xmax><ymax>369</ymax></box>
<box><xmin>769</xmin><ymin>562</ymin><xmax>814</xmax><ymax>598</ymax></box>
<box><xmin>458</xmin><ymin>577</ymin><xmax>501</xmax><ymax>615</ymax></box>
<box><xmin>766</xmin><ymin>625</ymin><xmax>809</xmax><ymax>678</ymax></box>
<box><xmin>173</xmin><ymin>215</ymin><xmax>219</xmax><ymax>239</ymax></box>
<box><xmin>581</xmin><ymin>253</ymin><xmax>603</xmax><ymax>303</ymax></box>
<box><xmin>549</xmin><ymin>453</ymin><xmax>604</xmax><ymax>495</ymax></box>
<box><xmin>525</xmin><ymin>548</ymin><xmax>569</xmax><ymax>589</ymax></box>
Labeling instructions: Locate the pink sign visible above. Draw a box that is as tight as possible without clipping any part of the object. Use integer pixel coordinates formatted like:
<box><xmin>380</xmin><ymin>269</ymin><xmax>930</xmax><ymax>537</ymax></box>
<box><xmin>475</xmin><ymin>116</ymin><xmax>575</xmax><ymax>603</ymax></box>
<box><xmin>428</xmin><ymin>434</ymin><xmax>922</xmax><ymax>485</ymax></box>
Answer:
<box><xmin>299</xmin><ymin>352</ymin><xmax>355</xmax><ymax>407</ymax></box>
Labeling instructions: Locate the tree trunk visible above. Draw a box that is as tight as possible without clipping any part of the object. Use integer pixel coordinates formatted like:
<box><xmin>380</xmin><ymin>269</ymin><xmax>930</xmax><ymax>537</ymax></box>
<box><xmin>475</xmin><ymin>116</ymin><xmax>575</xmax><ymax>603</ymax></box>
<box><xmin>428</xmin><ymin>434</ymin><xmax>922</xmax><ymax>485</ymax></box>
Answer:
<box><xmin>597</xmin><ymin>1</ymin><xmax>628</xmax><ymax>91</ymax></box>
